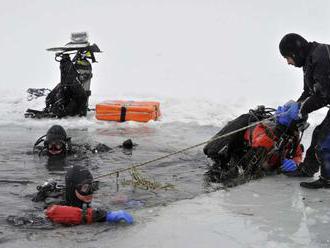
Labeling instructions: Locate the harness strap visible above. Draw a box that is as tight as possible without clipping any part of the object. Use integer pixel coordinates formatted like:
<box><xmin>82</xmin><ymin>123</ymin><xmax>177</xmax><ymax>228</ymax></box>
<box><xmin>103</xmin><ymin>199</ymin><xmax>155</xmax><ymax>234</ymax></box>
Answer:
<box><xmin>120</xmin><ymin>106</ymin><xmax>127</xmax><ymax>122</ymax></box>
<box><xmin>81</xmin><ymin>204</ymin><xmax>88</xmax><ymax>224</ymax></box>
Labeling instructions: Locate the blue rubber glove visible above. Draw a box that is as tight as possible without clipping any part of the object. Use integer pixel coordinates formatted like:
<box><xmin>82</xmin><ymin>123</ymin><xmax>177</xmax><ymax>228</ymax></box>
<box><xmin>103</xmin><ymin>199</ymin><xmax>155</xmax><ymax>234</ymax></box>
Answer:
<box><xmin>106</xmin><ymin>210</ymin><xmax>134</xmax><ymax>224</ymax></box>
<box><xmin>276</xmin><ymin>101</ymin><xmax>300</xmax><ymax>127</ymax></box>
<box><xmin>281</xmin><ymin>159</ymin><xmax>298</xmax><ymax>172</ymax></box>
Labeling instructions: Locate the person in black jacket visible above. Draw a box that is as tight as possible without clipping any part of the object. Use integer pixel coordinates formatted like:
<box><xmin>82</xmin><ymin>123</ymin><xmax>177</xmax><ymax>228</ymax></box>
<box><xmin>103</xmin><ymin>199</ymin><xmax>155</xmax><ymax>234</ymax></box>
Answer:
<box><xmin>279</xmin><ymin>33</ymin><xmax>330</xmax><ymax>188</ymax></box>
<box><xmin>45</xmin><ymin>54</ymin><xmax>88</xmax><ymax>118</ymax></box>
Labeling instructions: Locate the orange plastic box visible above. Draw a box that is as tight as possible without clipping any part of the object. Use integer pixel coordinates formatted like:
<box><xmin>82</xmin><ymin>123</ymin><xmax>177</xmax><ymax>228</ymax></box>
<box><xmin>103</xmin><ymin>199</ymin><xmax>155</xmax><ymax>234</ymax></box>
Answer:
<box><xmin>95</xmin><ymin>100</ymin><xmax>161</xmax><ymax>122</ymax></box>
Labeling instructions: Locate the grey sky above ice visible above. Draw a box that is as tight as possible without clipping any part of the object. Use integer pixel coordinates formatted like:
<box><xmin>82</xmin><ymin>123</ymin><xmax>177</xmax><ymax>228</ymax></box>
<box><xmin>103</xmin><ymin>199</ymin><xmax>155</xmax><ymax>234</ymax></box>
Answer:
<box><xmin>1</xmin><ymin>0</ymin><xmax>330</xmax><ymax>106</ymax></box>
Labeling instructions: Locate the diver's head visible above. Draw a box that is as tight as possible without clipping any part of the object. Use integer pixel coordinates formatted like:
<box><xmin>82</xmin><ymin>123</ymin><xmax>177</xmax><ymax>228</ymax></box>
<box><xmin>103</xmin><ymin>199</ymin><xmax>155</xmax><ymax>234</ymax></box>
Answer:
<box><xmin>279</xmin><ymin>33</ymin><xmax>310</xmax><ymax>68</ymax></box>
<box><xmin>65</xmin><ymin>165</ymin><xmax>95</xmax><ymax>208</ymax></box>
<box><xmin>45</xmin><ymin>125</ymin><xmax>68</xmax><ymax>156</ymax></box>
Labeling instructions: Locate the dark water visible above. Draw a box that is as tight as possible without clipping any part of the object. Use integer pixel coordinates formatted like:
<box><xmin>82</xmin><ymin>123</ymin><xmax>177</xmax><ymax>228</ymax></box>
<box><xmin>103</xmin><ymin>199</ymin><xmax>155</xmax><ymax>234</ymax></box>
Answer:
<box><xmin>0</xmin><ymin>121</ymin><xmax>218</xmax><ymax>247</ymax></box>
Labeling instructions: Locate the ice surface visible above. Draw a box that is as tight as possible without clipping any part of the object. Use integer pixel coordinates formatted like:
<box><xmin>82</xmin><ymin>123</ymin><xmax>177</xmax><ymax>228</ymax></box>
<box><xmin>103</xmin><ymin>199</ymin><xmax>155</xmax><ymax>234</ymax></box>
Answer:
<box><xmin>0</xmin><ymin>89</ymin><xmax>329</xmax><ymax>248</ymax></box>
<box><xmin>109</xmin><ymin>177</ymin><xmax>330</xmax><ymax>248</ymax></box>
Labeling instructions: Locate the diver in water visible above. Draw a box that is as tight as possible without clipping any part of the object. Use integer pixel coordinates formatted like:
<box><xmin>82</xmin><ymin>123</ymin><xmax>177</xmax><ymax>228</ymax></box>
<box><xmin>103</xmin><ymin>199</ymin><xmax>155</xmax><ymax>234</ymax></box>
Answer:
<box><xmin>33</xmin><ymin>125</ymin><xmax>112</xmax><ymax>158</ymax></box>
<box><xmin>33</xmin><ymin>125</ymin><xmax>72</xmax><ymax>157</ymax></box>
<box><xmin>203</xmin><ymin>105</ymin><xmax>307</xmax><ymax>186</ymax></box>
<box><xmin>8</xmin><ymin>165</ymin><xmax>133</xmax><ymax>226</ymax></box>
<box><xmin>47</xmin><ymin>166</ymin><xmax>133</xmax><ymax>225</ymax></box>
<box><xmin>33</xmin><ymin>125</ymin><xmax>135</xmax><ymax>171</ymax></box>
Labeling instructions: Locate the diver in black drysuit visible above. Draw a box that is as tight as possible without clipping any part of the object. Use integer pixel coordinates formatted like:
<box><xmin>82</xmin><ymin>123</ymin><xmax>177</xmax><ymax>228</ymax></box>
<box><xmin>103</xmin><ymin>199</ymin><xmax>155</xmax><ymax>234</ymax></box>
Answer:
<box><xmin>7</xmin><ymin>166</ymin><xmax>133</xmax><ymax>227</ymax></box>
<box><xmin>45</xmin><ymin>54</ymin><xmax>88</xmax><ymax>118</ymax></box>
<box><xmin>203</xmin><ymin>111</ymin><xmax>264</xmax><ymax>182</ymax></box>
<box><xmin>32</xmin><ymin>125</ymin><xmax>112</xmax><ymax>171</ymax></box>
<box><xmin>6</xmin><ymin>166</ymin><xmax>96</xmax><ymax>228</ymax></box>
<box><xmin>203</xmin><ymin>106</ymin><xmax>306</xmax><ymax>184</ymax></box>
<box><xmin>32</xmin><ymin>125</ymin><xmax>136</xmax><ymax>171</ymax></box>
<box><xmin>31</xmin><ymin>165</ymin><xmax>99</xmax><ymax>208</ymax></box>
<box><xmin>33</xmin><ymin>125</ymin><xmax>112</xmax><ymax>157</ymax></box>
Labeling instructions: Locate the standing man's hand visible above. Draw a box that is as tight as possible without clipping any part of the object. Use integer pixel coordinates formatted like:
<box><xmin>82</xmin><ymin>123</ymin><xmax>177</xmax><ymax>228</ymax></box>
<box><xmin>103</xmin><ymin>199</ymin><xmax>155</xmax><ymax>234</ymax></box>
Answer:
<box><xmin>276</xmin><ymin>101</ymin><xmax>300</xmax><ymax>127</ymax></box>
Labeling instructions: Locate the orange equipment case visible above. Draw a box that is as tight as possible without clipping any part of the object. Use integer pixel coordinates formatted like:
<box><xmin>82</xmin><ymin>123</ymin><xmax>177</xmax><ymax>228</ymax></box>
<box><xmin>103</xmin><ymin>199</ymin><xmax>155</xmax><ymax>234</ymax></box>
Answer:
<box><xmin>95</xmin><ymin>100</ymin><xmax>161</xmax><ymax>122</ymax></box>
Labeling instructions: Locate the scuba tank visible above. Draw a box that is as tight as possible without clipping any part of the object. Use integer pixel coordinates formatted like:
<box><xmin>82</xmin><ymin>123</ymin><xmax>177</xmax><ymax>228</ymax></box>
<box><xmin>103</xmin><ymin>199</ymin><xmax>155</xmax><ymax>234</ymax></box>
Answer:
<box><xmin>74</xmin><ymin>52</ymin><xmax>93</xmax><ymax>115</ymax></box>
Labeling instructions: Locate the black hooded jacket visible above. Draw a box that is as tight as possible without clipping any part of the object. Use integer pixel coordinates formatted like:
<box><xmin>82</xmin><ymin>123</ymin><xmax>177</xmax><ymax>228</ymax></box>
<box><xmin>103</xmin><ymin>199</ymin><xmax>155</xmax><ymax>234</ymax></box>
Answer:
<box><xmin>298</xmin><ymin>42</ymin><xmax>330</xmax><ymax>115</ymax></box>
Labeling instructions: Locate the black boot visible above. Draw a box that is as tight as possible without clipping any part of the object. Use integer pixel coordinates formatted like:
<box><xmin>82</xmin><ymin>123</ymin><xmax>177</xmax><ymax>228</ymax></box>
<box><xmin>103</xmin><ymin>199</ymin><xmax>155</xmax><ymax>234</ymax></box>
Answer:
<box><xmin>300</xmin><ymin>177</ymin><xmax>330</xmax><ymax>189</ymax></box>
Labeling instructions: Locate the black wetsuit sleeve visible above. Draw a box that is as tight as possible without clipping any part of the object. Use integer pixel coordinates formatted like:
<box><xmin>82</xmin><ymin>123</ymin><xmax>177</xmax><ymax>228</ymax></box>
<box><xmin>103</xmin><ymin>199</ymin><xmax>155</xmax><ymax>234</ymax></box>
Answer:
<box><xmin>300</xmin><ymin>44</ymin><xmax>330</xmax><ymax>115</ymax></box>
<box><xmin>92</xmin><ymin>208</ymin><xmax>107</xmax><ymax>222</ymax></box>
<box><xmin>300</xmin><ymin>95</ymin><xmax>328</xmax><ymax>116</ymax></box>
<box><xmin>297</xmin><ymin>83</ymin><xmax>311</xmax><ymax>103</ymax></box>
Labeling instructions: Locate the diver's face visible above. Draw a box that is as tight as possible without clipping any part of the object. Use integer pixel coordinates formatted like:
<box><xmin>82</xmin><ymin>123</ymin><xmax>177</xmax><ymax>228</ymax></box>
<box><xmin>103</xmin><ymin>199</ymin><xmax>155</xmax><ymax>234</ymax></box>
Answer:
<box><xmin>75</xmin><ymin>190</ymin><xmax>93</xmax><ymax>203</ymax></box>
<box><xmin>285</xmin><ymin>56</ymin><xmax>296</xmax><ymax>67</ymax></box>
<box><xmin>48</xmin><ymin>142</ymin><xmax>64</xmax><ymax>155</ymax></box>
<box><xmin>75</xmin><ymin>180</ymin><xmax>94</xmax><ymax>203</ymax></box>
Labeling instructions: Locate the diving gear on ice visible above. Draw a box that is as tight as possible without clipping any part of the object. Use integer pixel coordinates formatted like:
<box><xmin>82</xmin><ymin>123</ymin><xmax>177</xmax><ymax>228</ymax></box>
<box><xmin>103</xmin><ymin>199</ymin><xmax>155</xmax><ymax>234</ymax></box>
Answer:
<box><xmin>26</xmin><ymin>88</ymin><xmax>51</xmax><ymax>101</ymax></box>
<box><xmin>25</xmin><ymin>32</ymin><xmax>101</xmax><ymax>119</ymax></box>
<box><xmin>48</xmin><ymin>32</ymin><xmax>101</xmax><ymax>112</ymax></box>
